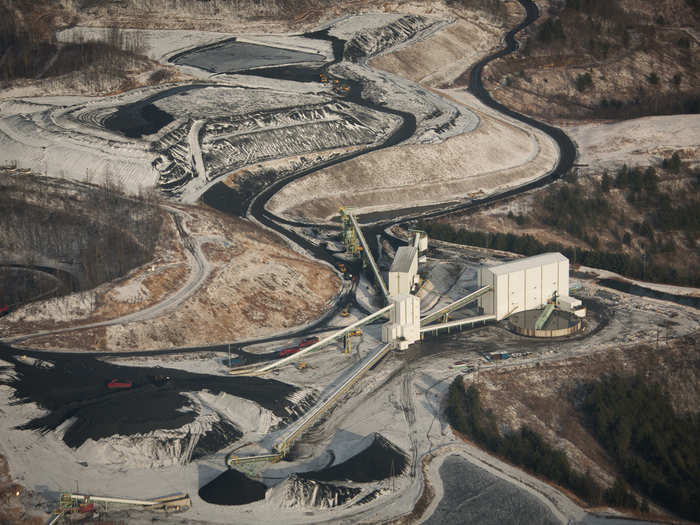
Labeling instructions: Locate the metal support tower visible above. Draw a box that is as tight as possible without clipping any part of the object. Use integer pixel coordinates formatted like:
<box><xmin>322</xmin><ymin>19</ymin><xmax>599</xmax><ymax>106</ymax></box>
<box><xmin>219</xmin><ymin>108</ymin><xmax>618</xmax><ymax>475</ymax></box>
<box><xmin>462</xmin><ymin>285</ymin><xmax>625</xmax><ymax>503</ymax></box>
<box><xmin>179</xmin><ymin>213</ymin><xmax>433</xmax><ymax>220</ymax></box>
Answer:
<box><xmin>339</xmin><ymin>208</ymin><xmax>363</xmax><ymax>260</ymax></box>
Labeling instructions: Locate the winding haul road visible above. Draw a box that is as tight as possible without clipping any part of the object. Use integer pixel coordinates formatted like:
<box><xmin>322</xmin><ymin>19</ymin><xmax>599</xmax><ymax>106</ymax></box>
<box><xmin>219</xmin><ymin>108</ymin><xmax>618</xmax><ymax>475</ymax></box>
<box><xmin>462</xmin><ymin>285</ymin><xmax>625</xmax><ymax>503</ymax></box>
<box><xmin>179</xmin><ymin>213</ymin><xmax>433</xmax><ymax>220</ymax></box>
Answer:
<box><xmin>2</xmin><ymin>0</ymin><xmax>573</xmax><ymax>356</ymax></box>
<box><xmin>2</xmin><ymin>206</ymin><xmax>210</xmax><ymax>345</ymax></box>
<box><xmin>245</xmin><ymin>0</ymin><xmax>576</xmax><ymax>237</ymax></box>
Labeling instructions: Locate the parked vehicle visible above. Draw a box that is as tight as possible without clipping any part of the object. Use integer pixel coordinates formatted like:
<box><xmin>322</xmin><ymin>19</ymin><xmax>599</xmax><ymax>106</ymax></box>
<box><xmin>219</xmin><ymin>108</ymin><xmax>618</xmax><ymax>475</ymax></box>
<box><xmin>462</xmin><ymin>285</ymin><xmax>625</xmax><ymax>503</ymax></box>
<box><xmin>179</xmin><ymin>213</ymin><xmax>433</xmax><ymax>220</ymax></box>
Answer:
<box><xmin>279</xmin><ymin>347</ymin><xmax>301</xmax><ymax>358</ymax></box>
<box><xmin>298</xmin><ymin>336</ymin><xmax>319</xmax><ymax>348</ymax></box>
<box><xmin>107</xmin><ymin>379</ymin><xmax>133</xmax><ymax>389</ymax></box>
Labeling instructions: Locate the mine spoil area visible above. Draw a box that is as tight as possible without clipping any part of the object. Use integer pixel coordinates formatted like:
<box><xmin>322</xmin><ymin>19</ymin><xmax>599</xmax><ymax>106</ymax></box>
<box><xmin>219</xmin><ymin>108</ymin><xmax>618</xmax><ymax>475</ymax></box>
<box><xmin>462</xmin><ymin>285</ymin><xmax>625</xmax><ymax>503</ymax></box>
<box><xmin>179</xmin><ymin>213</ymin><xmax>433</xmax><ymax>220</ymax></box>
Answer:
<box><xmin>300</xmin><ymin>433</ymin><xmax>408</xmax><ymax>483</ymax></box>
<box><xmin>199</xmin><ymin>101</ymin><xmax>391</xmax><ymax>181</ymax></box>
<box><xmin>4</xmin><ymin>354</ymin><xmax>300</xmax><ymax>448</ymax></box>
<box><xmin>148</xmin><ymin>85</ymin><xmax>402</xmax><ymax>196</ymax></box>
<box><xmin>199</xmin><ymin>468</ymin><xmax>268</xmax><ymax>506</ymax></box>
<box><xmin>282</xmin><ymin>475</ymin><xmax>361</xmax><ymax>509</ymax></box>
<box><xmin>343</xmin><ymin>15</ymin><xmax>439</xmax><ymax>62</ymax></box>
<box><xmin>190</xmin><ymin>419</ymin><xmax>243</xmax><ymax>461</ymax></box>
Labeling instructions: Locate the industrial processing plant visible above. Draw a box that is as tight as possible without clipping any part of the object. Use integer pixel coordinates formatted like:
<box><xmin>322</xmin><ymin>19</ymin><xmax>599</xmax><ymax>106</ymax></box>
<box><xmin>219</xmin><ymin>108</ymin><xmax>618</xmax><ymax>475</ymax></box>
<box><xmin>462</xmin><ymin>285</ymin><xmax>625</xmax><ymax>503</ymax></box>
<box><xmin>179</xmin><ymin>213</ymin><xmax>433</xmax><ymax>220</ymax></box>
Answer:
<box><xmin>1</xmin><ymin>1</ymin><xmax>698</xmax><ymax>524</ymax></box>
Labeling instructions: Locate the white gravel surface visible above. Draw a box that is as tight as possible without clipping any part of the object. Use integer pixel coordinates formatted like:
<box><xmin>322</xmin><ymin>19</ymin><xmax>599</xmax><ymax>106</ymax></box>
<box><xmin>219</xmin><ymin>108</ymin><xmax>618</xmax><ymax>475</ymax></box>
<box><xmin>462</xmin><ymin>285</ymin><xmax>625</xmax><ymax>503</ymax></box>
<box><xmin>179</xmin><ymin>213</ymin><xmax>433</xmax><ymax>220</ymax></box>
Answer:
<box><xmin>565</xmin><ymin>114</ymin><xmax>700</xmax><ymax>170</ymax></box>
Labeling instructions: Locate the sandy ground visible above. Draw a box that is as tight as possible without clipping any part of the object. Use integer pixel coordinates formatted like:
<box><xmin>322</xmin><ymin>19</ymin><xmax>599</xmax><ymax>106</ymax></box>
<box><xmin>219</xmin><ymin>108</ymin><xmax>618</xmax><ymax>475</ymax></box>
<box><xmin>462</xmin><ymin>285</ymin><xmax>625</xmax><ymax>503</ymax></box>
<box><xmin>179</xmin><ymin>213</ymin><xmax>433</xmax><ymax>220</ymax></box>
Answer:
<box><xmin>2</xmin><ymin>203</ymin><xmax>341</xmax><ymax>351</ymax></box>
<box><xmin>268</xmin><ymin>88</ymin><xmax>558</xmax><ymax>222</ymax></box>
<box><xmin>565</xmin><ymin>114</ymin><xmax>700</xmax><ymax>170</ymax></box>
<box><xmin>370</xmin><ymin>16</ymin><xmax>503</xmax><ymax>88</ymax></box>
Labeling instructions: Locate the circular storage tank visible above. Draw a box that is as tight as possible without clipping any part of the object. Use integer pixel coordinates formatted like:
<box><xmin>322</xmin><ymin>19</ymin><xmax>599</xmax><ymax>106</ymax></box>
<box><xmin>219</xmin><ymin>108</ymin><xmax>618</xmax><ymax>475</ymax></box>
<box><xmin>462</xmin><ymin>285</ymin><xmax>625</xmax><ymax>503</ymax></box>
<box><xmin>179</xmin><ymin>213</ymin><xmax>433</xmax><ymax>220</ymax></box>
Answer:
<box><xmin>507</xmin><ymin>307</ymin><xmax>582</xmax><ymax>338</ymax></box>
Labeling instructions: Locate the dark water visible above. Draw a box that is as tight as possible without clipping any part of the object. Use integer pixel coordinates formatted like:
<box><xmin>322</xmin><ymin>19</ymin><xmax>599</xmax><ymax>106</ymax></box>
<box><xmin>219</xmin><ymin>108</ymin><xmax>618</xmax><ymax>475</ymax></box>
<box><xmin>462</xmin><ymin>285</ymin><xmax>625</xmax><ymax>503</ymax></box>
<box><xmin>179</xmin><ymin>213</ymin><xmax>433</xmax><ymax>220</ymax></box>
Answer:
<box><xmin>170</xmin><ymin>40</ymin><xmax>324</xmax><ymax>74</ymax></box>
<box><xmin>598</xmin><ymin>278</ymin><xmax>700</xmax><ymax>309</ymax></box>
<box><xmin>243</xmin><ymin>65</ymin><xmax>323</xmax><ymax>83</ymax></box>
<box><xmin>423</xmin><ymin>455</ymin><xmax>559</xmax><ymax>525</ymax></box>
<box><xmin>102</xmin><ymin>84</ymin><xmax>206</xmax><ymax>138</ymax></box>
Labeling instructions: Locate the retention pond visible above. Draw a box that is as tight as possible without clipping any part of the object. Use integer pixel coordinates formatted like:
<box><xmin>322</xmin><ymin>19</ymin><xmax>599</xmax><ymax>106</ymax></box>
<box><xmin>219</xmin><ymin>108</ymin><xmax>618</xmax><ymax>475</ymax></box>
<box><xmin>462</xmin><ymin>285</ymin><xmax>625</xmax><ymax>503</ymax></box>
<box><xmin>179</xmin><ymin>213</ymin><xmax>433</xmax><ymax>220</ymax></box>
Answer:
<box><xmin>170</xmin><ymin>40</ymin><xmax>325</xmax><ymax>74</ymax></box>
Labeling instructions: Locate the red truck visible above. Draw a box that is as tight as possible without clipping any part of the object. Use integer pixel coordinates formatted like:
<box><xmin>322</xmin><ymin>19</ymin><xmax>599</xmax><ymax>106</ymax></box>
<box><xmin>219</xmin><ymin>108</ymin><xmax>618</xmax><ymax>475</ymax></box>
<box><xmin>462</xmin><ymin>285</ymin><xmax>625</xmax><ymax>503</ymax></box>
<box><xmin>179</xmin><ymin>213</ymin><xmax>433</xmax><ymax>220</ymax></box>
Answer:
<box><xmin>279</xmin><ymin>347</ymin><xmax>300</xmax><ymax>358</ymax></box>
<box><xmin>107</xmin><ymin>379</ymin><xmax>133</xmax><ymax>389</ymax></box>
<box><xmin>278</xmin><ymin>337</ymin><xmax>319</xmax><ymax>358</ymax></box>
<box><xmin>298</xmin><ymin>336</ymin><xmax>319</xmax><ymax>348</ymax></box>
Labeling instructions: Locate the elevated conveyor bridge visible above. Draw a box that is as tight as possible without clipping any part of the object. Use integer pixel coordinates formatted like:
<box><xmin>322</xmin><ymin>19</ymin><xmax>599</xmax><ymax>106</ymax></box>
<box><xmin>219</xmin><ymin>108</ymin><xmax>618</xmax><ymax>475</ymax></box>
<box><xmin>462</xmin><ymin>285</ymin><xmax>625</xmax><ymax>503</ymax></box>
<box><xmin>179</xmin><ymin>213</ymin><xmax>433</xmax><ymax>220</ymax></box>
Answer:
<box><xmin>420</xmin><ymin>285</ymin><xmax>491</xmax><ymax>326</ymax></box>
<box><xmin>273</xmin><ymin>342</ymin><xmax>394</xmax><ymax>456</ymax></box>
<box><xmin>229</xmin><ymin>304</ymin><xmax>394</xmax><ymax>376</ymax></box>
<box><xmin>347</xmin><ymin>212</ymin><xmax>390</xmax><ymax>302</ymax></box>
<box><xmin>420</xmin><ymin>314</ymin><xmax>496</xmax><ymax>335</ymax></box>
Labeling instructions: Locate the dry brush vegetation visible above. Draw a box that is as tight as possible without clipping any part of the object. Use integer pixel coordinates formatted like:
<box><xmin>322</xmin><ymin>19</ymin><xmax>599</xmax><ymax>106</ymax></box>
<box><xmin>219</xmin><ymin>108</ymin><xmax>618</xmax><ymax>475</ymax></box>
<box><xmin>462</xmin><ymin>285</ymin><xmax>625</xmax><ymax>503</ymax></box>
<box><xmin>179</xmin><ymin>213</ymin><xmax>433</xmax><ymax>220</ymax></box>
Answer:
<box><xmin>0</xmin><ymin>0</ymin><xmax>179</xmax><ymax>95</ymax></box>
<box><xmin>482</xmin><ymin>0</ymin><xmax>699</xmax><ymax>121</ymax></box>
<box><xmin>452</xmin><ymin>334</ymin><xmax>700</xmax><ymax>521</ymax></box>
<box><xmin>0</xmin><ymin>174</ymin><xmax>163</xmax><ymax>301</ymax></box>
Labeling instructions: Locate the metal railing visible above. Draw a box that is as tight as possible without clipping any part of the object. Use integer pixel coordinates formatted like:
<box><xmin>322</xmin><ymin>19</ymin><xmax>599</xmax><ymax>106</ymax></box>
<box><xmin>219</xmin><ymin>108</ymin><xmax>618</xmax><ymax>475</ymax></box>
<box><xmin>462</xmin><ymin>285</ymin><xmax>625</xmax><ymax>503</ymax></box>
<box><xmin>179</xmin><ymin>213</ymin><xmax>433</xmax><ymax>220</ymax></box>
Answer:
<box><xmin>419</xmin><ymin>314</ymin><xmax>496</xmax><ymax>335</ymax></box>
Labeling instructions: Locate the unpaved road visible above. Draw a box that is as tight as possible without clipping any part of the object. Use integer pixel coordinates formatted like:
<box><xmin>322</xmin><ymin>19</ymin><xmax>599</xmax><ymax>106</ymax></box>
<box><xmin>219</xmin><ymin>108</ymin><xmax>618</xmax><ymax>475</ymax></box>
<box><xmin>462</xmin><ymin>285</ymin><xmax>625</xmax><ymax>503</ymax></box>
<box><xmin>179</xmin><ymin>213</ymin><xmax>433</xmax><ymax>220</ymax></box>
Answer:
<box><xmin>2</xmin><ymin>206</ymin><xmax>210</xmax><ymax>345</ymax></box>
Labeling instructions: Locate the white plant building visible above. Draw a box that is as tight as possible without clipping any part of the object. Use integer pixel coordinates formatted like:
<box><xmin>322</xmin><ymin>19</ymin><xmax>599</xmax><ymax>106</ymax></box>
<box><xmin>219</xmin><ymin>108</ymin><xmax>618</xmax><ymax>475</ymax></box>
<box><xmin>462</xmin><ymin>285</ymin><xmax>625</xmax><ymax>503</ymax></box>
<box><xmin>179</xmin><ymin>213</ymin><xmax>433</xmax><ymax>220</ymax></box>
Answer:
<box><xmin>382</xmin><ymin>246</ymin><xmax>420</xmax><ymax>349</ymax></box>
<box><xmin>478</xmin><ymin>252</ymin><xmax>582</xmax><ymax>320</ymax></box>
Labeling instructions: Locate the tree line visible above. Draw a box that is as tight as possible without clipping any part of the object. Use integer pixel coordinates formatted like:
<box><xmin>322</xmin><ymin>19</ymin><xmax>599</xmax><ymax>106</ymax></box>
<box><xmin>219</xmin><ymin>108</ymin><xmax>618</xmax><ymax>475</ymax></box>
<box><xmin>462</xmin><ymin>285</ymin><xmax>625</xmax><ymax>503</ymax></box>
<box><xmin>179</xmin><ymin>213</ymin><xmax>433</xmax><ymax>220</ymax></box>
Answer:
<box><xmin>0</xmin><ymin>175</ymin><xmax>163</xmax><ymax>296</ymax></box>
<box><xmin>518</xmin><ymin>0</ymin><xmax>699</xmax><ymax>120</ymax></box>
<box><xmin>581</xmin><ymin>374</ymin><xmax>700</xmax><ymax>521</ymax></box>
<box><xmin>0</xmin><ymin>0</ymin><xmax>149</xmax><ymax>84</ymax></box>
<box><xmin>418</xmin><ymin>221</ymin><xmax>698</xmax><ymax>287</ymax></box>
<box><xmin>446</xmin><ymin>377</ymin><xmax>636</xmax><ymax>508</ymax></box>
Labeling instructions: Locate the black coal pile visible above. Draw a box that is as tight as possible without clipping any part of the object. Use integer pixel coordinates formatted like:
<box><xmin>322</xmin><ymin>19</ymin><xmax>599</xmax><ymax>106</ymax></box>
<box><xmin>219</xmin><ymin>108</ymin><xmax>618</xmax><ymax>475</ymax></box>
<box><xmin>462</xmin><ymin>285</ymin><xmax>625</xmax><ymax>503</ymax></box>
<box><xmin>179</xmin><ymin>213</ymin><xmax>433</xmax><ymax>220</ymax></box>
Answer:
<box><xmin>3</xmin><ymin>354</ymin><xmax>299</xmax><ymax>448</ymax></box>
<box><xmin>104</xmin><ymin>102</ymin><xmax>174</xmax><ymax>138</ymax></box>
<box><xmin>300</xmin><ymin>433</ymin><xmax>407</xmax><ymax>483</ymax></box>
<box><xmin>191</xmin><ymin>420</ymin><xmax>242</xmax><ymax>461</ymax></box>
<box><xmin>199</xmin><ymin>468</ymin><xmax>267</xmax><ymax>505</ymax></box>
<box><xmin>283</xmin><ymin>475</ymin><xmax>360</xmax><ymax>509</ymax></box>
<box><xmin>354</xmin><ymin>489</ymin><xmax>381</xmax><ymax>505</ymax></box>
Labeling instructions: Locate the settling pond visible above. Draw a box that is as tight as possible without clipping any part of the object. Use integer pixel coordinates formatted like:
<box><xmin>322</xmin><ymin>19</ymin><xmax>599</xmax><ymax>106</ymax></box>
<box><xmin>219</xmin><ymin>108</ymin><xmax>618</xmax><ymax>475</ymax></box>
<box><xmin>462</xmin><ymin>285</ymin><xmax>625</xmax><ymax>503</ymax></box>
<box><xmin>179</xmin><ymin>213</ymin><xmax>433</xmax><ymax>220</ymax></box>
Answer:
<box><xmin>170</xmin><ymin>40</ymin><xmax>326</xmax><ymax>74</ymax></box>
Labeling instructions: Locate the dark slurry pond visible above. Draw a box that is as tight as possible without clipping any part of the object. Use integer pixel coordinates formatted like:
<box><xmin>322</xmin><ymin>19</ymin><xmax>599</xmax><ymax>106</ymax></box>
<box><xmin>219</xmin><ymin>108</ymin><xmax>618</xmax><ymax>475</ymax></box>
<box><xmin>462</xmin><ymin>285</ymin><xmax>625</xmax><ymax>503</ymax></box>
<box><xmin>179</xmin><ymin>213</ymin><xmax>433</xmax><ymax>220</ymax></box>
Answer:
<box><xmin>170</xmin><ymin>40</ymin><xmax>325</xmax><ymax>74</ymax></box>
<box><xmin>104</xmin><ymin>101</ymin><xmax>174</xmax><ymax>138</ymax></box>
<box><xmin>423</xmin><ymin>455</ymin><xmax>559</xmax><ymax>525</ymax></box>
